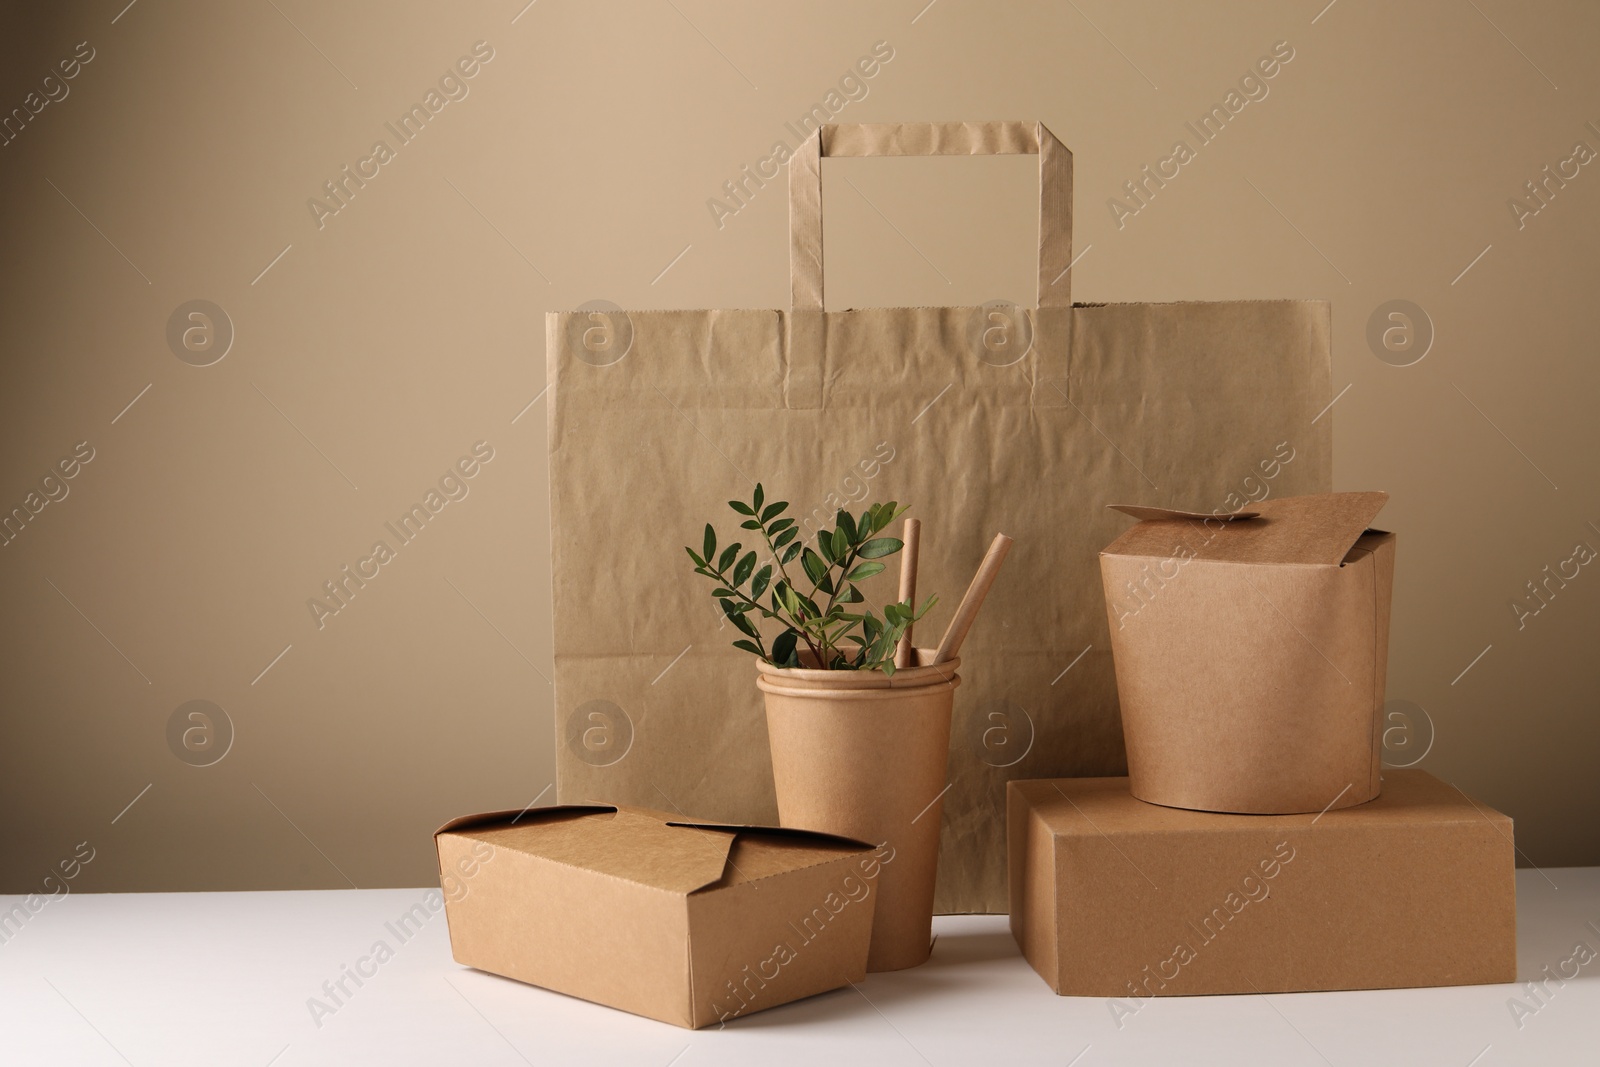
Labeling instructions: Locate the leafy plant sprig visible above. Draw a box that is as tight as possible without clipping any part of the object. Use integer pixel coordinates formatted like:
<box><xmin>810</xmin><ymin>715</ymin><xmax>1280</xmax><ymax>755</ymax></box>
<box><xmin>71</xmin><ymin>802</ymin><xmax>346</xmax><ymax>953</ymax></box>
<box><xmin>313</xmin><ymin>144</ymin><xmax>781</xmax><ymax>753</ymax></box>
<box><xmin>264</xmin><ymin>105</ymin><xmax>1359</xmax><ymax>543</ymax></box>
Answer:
<box><xmin>685</xmin><ymin>484</ymin><xmax>937</xmax><ymax>674</ymax></box>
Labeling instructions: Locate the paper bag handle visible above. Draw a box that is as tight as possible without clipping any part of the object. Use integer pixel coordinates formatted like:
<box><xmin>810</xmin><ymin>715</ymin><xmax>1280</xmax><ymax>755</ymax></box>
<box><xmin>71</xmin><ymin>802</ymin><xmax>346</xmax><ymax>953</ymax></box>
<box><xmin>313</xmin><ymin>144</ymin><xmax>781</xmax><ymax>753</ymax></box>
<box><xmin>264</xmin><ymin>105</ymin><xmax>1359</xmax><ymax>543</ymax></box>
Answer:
<box><xmin>788</xmin><ymin>121</ymin><xmax>1074</xmax><ymax>311</ymax></box>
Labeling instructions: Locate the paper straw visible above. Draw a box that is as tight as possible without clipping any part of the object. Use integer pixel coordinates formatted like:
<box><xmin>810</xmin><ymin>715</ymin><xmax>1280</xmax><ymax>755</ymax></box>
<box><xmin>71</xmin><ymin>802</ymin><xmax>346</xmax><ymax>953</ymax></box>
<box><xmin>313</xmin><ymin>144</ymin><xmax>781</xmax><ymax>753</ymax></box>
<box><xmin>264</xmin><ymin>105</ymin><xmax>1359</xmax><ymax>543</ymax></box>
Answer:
<box><xmin>933</xmin><ymin>533</ymin><xmax>1014</xmax><ymax>664</ymax></box>
<box><xmin>893</xmin><ymin>518</ymin><xmax>921</xmax><ymax>669</ymax></box>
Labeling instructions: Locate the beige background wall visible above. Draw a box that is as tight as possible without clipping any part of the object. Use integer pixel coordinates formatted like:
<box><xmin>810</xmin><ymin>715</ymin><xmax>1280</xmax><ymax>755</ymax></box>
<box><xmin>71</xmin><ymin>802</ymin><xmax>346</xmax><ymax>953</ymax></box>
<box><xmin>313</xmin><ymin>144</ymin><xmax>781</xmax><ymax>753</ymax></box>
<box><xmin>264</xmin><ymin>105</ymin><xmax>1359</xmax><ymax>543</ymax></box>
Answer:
<box><xmin>2</xmin><ymin>0</ymin><xmax>1595</xmax><ymax>894</ymax></box>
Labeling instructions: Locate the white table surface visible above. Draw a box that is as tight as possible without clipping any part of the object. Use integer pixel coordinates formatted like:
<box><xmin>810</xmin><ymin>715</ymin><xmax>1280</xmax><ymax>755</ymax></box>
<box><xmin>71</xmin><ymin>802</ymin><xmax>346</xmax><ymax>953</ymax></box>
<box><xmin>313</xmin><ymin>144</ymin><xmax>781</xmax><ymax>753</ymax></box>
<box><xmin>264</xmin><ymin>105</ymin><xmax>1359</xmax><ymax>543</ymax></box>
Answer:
<box><xmin>3</xmin><ymin>868</ymin><xmax>1594</xmax><ymax>1066</ymax></box>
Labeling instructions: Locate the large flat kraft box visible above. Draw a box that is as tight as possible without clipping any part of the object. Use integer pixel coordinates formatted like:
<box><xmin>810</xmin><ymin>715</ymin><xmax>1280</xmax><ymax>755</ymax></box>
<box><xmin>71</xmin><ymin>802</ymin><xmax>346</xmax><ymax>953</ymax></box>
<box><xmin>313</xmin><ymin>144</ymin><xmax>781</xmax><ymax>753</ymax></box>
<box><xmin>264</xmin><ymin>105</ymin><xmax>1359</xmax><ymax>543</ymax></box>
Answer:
<box><xmin>1100</xmin><ymin>491</ymin><xmax>1395</xmax><ymax>814</ymax></box>
<box><xmin>435</xmin><ymin>805</ymin><xmax>884</xmax><ymax>1028</ymax></box>
<box><xmin>1007</xmin><ymin>770</ymin><xmax>1516</xmax><ymax>997</ymax></box>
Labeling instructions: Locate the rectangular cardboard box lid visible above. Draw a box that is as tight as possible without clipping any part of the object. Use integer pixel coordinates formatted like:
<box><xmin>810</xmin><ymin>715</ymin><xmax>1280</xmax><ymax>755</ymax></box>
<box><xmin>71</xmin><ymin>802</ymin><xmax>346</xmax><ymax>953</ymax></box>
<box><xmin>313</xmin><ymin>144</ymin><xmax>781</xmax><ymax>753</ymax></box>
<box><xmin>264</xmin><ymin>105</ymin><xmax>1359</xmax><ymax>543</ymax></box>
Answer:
<box><xmin>1105</xmin><ymin>491</ymin><xmax>1389</xmax><ymax>566</ymax></box>
<box><xmin>435</xmin><ymin>804</ymin><xmax>869</xmax><ymax>894</ymax></box>
<box><xmin>1010</xmin><ymin>768</ymin><xmax>1504</xmax><ymax>833</ymax></box>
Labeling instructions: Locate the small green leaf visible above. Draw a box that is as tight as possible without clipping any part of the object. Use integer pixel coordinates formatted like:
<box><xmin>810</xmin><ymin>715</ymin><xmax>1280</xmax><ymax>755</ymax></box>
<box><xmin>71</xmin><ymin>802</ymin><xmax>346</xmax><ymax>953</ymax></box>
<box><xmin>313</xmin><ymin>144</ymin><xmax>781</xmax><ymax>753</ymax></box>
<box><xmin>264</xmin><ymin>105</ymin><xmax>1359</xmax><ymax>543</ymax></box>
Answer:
<box><xmin>768</xmin><ymin>517</ymin><xmax>796</xmax><ymax>535</ymax></box>
<box><xmin>728</xmin><ymin>500</ymin><xmax>755</xmax><ymax>516</ymax></box>
<box><xmin>781</xmin><ymin>541</ymin><xmax>803</xmax><ymax>564</ymax></box>
<box><xmin>739</xmin><ymin>519</ymin><xmax>762</xmax><ymax>530</ymax></box>
<box><xmin>711</xmin><ymin>587</ymin><xmax>735</xmax><ymax>597</ymax></box>
<box><xmin>802</xmin><ymin>548</ymin><xmax>827</xmax><ymax>584</ymax></box>
<box><xmin>703</xmin><ymin>524</ymin><xmax>716</xmax><ymax>562</ymax></box>
<box><xmin>772</xmin><ymin>629</ymin><xmax>798</xmax><ymax>666</ymax></box>
<box><xmin>718</xmin><ymin>543</ymin><xmax>740</xmax><ymax>571</ymax></box>
<box><xmin>875</xmin><ymin>503</ymin><xmax>899</xmax><ymax>532</ymax></box>
<box><xmin>857</xmin><ymin>537</ymin><xmax>902</xmax><ymax>559</ymax></box>
<box><xmin>752</xmin><ymin>483</ymin><xmax>765</xmax><ymax>514</ymax></box>
<box><xmin>721</xmin><ymin>599</ymin><xmax>759</xmax><ymax>637</ymax></box>
<box><xmin>831</xmin><ymin>526</ymin><xmax>848</xmax><ymax>560</ymax></box>
<box><xmin>773</xmin><ymin>527</ymin><xmax>798</xmax><ymax>549</ymax></box>
<box><xmin>732</xmin><ymin>639</ymin><xmax>762</xmax><ymax>656</ymax></box>
<box><xmin>846</xmin><ymin>561</ymin><xmax>885</xmax><ymax>582</ymax></box>
<box><xmin>750</xmin><ymin>565</ymin><xmax>772</xmax><ymax>599</ymax></box>
<box><xmin>686</xmin><ymin>546</ymin><xmax>706</xmax><ymax>568</ymax></box>
<box><xmin>733</xmin><ymin>551</ymin><xmax>757</xmax><ymax>586</ymax></box>
<box><xmin>761</xmin><ymin>501</ymin><xmax>787</xmax><ymax>522</ymax></box>
<box><xmin>837</xmin><ymin>510</ymin><xmax>857</xmax><ymax>541</ymax></box>
<box><xmin>816</xmin><ymin>530</ymin><xmax>835</xmax><ymax>564</ymax></box>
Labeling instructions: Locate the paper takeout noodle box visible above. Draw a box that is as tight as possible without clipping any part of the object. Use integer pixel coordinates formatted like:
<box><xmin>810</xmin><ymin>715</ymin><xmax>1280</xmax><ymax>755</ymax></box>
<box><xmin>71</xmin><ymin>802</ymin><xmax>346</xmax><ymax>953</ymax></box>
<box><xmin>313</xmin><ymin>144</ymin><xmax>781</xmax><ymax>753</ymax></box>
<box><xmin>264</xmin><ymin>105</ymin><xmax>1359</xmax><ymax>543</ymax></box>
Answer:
<box><xmin>1100</xmin><ymin>491</ymin><xmax>1395</xmax><ymax>814</ymax></box>
<box><xmin>1008</xmin><ymin>770</ymin><xmax>1516</xmax><ymax>998</ymax></box>
<box><xmin>435</xmin><ymin>805</ymin><xmax>883</xmax><ymax>1028</ymax></box>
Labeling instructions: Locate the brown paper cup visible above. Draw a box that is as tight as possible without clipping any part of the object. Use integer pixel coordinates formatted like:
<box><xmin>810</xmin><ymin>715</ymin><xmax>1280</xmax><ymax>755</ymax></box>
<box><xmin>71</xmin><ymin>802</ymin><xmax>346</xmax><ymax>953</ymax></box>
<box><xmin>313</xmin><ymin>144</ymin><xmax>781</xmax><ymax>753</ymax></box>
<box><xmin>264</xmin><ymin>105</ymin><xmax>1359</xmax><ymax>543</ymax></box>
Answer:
<box><xmin>756</xmin><ymin>650</ymin><xmax>959</xmax><ymax>972</ymax></box>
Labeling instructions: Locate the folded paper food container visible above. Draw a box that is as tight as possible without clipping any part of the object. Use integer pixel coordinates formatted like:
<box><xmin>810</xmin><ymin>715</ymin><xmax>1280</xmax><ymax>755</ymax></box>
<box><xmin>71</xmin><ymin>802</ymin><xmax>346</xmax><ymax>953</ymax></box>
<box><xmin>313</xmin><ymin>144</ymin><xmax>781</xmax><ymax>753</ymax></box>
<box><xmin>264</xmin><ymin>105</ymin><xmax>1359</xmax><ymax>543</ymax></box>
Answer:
<box><xmin>434</xmin><ymin>805</ymin><xmax>884</xmax><ymax>1028</ymax></box>
<box><xmin>1100</xmin><ymin>492</ymin><xmax>1395</xmax><ymax>814</ymax></box>
<box><xmin>1007</xmin><ymin>770</ymin><xmax>1517</xmax><ymax>997</ymax></box>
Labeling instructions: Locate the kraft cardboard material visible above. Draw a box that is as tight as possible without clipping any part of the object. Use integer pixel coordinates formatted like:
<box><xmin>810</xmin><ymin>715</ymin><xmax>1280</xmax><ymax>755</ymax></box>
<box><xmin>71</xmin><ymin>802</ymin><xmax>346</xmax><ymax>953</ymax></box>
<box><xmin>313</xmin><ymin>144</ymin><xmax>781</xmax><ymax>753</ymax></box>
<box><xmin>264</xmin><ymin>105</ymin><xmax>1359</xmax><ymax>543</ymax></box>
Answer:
<box><xmin>550</xmin><ymin>118</ymin><xmax>1335</xmax><ymax>914</ymax></box>
<box><xmin>757</xmin><ymin>649</ymin><xmax>958</xmax><ymax>972</ymax></box>
<box><xmin>1007</xmin><ymin>770</ymin><xmax>1517</xmax><ymax>998</ymax></box>
<box><xmin>1101</xmin><ymin>492</ymin><xmax>1394</xmax><ymax>814</ymax></box>
<box><xmin>434</xmin><ymin>805</ymin><xmax>883</xmax><ymax>1028</ymax></box>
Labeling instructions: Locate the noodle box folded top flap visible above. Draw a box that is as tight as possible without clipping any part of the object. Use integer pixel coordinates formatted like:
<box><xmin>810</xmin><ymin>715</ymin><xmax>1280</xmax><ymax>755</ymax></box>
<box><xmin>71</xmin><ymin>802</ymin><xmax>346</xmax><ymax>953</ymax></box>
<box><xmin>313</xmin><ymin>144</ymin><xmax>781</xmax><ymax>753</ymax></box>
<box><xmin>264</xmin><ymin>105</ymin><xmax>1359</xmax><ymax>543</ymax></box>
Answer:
<box><xmin>434</xmin><ymin>805</ymin><xmax>883</xmax><ymax>1028</ymax></box>
<box><xmin>1104</xmin><ymin>490</ymin><xmax>1389</xmax><ymax>566</ymax></box>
